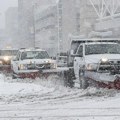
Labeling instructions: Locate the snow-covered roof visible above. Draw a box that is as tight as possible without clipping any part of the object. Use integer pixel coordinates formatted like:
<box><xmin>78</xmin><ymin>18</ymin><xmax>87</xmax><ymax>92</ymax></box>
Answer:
<box><xmin>1</xmin><ymin>48</ymin><xmax>18</xmax><ymax>51</ymax></box>
<box><xmin>84</xmin><ymin>42</ymin><xmax>118</xmax><ymax>45</ymax></box>
<box><xmin>71</xmin><ymin>37</ymin><xmax>120</xmax><ymax>41</ymax></box>
<box><xmin>19</xmin><ymin>48</ymin><xmax>46</xmax><ymax>52</ymax></box>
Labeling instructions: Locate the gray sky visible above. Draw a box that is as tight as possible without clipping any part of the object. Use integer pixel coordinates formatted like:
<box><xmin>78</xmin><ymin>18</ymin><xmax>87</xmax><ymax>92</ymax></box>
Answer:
<box><xmin>0</xmin><ymin>0</ymin><xmax>18</xmax><ymax>29</ymax></box>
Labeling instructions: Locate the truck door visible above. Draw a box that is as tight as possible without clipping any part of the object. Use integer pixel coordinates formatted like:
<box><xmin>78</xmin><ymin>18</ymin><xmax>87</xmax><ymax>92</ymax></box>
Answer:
<box><xmin>12</xmin><ymin>52</ymin><xmax>20</xmax><ymax>73</ymax></box>
<box><xmin>74</xmin><ymin>44</ymin><xmax>84</xmax><ymax>79</ymax></box>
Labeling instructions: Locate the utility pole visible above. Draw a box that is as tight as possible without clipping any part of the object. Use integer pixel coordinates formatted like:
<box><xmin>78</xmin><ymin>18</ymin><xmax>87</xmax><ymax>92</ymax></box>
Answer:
<box><xmin>32</xmin><ymin>4</ymin><xmax>36</xmax><ymax>48</ymax></box>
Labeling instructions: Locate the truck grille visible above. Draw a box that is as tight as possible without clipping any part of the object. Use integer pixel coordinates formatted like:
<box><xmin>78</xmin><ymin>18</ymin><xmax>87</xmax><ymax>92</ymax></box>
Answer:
<box><xmin>26</xmin><ymin>63</ymin><xmax>51</xmax><ymax>70</ymax></box>
<box><xmin>36</xmin><ymin>63</ymin><xmax>51</xmax><ymax>69</ymax></box>
<box><xmin>27</xmin><ymin>64</ymin><xmax>35</xmax><ymax>70</ymax></box>
<box><xmin>98</xmin><ymin>60</ymin><xmax>120</xmax><ymax>74</ymax></box>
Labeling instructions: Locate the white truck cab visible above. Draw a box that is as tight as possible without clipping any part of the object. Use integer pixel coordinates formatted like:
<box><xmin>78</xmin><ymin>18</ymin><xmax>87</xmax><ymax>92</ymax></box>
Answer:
<box><xmin>11</xmin><ymin>48</ymin><xmax>57</xmax><ymax>78</ymax></box>
<box><xmin>71</xmin><ymin>38</ymin><xmax>120</xmax><ymax>89</ymax></box>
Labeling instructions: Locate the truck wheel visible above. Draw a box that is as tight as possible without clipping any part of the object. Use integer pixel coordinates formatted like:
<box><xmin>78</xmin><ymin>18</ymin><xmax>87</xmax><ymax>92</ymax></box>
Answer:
<box><xmin>64</xmin><ymin>69</ymin><xmax>75</xmax><ymax>88</ymax></box>
<box><xmin>79</xmin><ymin>70</ymin><xmax>89</xmax><ymax>89</ymax></box>
<box><xmin>12</xmin><ymin>72</ymin><xmax>17</xmax><ymax>79</ymax></box>
<box><xmin>12</xmin><ymin>74</ymin><xmax>16</xmax><ymax>79</ymax></box>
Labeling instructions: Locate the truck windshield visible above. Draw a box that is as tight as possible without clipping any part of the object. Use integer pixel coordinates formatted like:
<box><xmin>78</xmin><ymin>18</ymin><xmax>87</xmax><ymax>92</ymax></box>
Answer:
<box><xmin>21</xmin><ymin>51</ymin><xmax>49</xmax><ymax>60</ymax></box>
<box><xmin>85</xmin><ymin>44</ymin><xmax>120</xmax><ymax>55</ymax></box>
<box><xmin>0</xmin><ymin>50</ymin><xmax>18</xmax><ymax>56</ymax></box>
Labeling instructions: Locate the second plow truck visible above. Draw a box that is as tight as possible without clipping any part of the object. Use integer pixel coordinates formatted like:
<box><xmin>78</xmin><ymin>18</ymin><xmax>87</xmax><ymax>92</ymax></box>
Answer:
<box><xmin>0</xmin><ymin>48</ymin><xmax>18</xmax><ymax>73</ymax></box>
<box><xmin>11</xmin><ymin>48</ymin><xmax>74</xmax><ymax>87</ymax></box>
<box><xmin>69</xmin><ymin>37</ymin><xmax>120</xmax><ymax>89</ymax></box>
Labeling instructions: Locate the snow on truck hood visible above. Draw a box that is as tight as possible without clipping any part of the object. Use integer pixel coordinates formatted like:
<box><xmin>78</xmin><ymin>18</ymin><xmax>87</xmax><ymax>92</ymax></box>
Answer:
<box><xmin>19</xmin><ymin>59</ymin><xmax>56</xmax><ymax>64</ymax></box>
<box><xmin>85</xmin><ymin>54</ymin><xmax>120</xmax><ymax>64</ymax></box>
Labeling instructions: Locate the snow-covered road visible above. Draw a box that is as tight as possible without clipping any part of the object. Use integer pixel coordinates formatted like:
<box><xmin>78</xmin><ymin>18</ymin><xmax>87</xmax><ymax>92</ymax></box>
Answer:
<box><xmin>0</xmin><ymin>74</ymin><xmax>120</xmax><ymax>120</ymax></box>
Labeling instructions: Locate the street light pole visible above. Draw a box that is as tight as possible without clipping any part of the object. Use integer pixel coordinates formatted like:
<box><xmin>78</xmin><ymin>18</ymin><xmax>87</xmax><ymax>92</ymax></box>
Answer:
<box><xmin>33</xmin><ymin>4</ymin><xmax>36</xmax><ymax>48</ymax></box>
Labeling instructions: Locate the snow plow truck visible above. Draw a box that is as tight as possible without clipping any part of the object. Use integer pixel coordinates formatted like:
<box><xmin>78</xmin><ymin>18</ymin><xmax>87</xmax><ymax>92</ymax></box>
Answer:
<box><xmin>69</xmin><ymin>37</ymin><xmax>120</xmax><ymax>89</ymax></box>
<box><xmin>11</xmin><ymin>48</ymin><xmax>75</xmax><ymax>87</ymax></box>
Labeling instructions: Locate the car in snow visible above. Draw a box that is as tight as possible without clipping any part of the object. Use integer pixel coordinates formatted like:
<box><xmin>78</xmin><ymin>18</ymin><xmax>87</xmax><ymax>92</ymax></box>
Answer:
<box><xmin>11</xmin><ymin>48</ymin><xmax>57</xmax><ymax>79</ymax></box>
<box><xmin>70</xmin><ymin>38</ymin><xmax>120</xmax><ymax>89</ymax></box>
<box><xmin>57</xmin><ymin>55</ymin><xmax>68</xmax><ymax>67</ymax></box>
<box><xmin>0</xmin><ymin>48</ymin><xmax>18</xmax><ymax>72</ymax></box>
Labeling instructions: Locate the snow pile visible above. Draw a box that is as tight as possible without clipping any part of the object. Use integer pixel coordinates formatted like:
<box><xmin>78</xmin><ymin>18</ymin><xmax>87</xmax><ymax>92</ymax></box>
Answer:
<box><xmin>0</xmin><ymin>74</ymin><xmax>119</xmax><ymax>104</ymax></box>
<box><xmin>0</xmin><ymin>75</ymin><xmax>55</xmax><ymax>103</ymax></box>
<box><xmin>0</xmin><ymin>74</ymin><xmax>5</xmax><ymax>83</ymax></box>
<box><xmin>6</xmin><ymin>75</ymin><xmax>65</xmax><ymax>89</ymax></box>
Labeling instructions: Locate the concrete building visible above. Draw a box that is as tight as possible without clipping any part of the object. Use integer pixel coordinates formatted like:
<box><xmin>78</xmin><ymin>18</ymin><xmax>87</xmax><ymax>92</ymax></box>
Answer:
<box><xmin>0</xmin><ymin>29</ymin><xmax>8</xmax><ymax>49</ymax></box>
<box><xmin>34</xmin><ymin>0</ymin><xmax>97</xmax><ymax>53</ymax></box>
<box><xmin>35</xmin><ymin>5</ymin><xmax>58</xmax><ymax>56</ymax></box>
<box><xmin>78</xmin><ymin>0</ymin><xmax>97</xmax><ymax>36</ymax></box>
<box><xmin>18</xmin><ymin>0</ymin><xmax>35</xmax><ymax>48</ymax></box>
<box><xmin>18</xmin><ymin>0</ymin><xmax>98</xmax><ymax>54</ymax></box>
<box><xmin>59</xmin><ymin>0</ymin><xmax>98</xmax><ymax>51</ymax></box>
<box><xmin>34</xmin><ymin>0</ymin><xmax>79</xmax><ymax>54</ymax></box>
<box><xmin>18</xmin><ymin>0</ymin><xmax>55</xmax><ymax>48</ymax></box>
<box><xmin>19</xmin><ymin>0</ymin><xmax>120</xmax><ymax>54</ymax></box>
<box><xmin>5</xmin><ymin>7</ymin><xmax>19</xmax><ymax>48</ymax></box>
<box><xmin>58</xmin><ymin>0</ymin><xmax>80</xmax><ymax>52</ymax></box>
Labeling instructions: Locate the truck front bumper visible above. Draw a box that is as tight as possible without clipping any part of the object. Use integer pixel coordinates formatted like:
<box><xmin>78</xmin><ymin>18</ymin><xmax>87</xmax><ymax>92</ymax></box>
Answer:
<box><xmin>14</xmin><ymin>67</ymin><xmax>70</xmax><ymax>79</ymax></box>
<box><xmin>0</xmin><ymin>65</ymin><xmax>11</xmax><ymax>73</ymax></box>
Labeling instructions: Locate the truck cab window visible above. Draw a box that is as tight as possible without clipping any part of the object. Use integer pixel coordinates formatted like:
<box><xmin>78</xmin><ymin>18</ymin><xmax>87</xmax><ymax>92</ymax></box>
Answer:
<box><xmin>16</xmin><ymin>52</ymin><xmax>20</xmax><ymax>60</ymax></box>
<box><xmin>77</xmin><ymin>46</ymin><xmax>83</xmax><ymax>57</ymax></box>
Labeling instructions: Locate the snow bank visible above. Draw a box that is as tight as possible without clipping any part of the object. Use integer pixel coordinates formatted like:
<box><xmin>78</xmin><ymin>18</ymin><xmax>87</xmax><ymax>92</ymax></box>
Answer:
<box><xmin>0</xmin><ymin>74</ymin><xmax>5</xmax><ymax>83</ymax></box>
<box><xmin>0</xmin><ymin>74</ymin><xmax>55</xmax><ymax>103</ymax></box>
<box><xmin>0</xmin><ymin>74</ymin><xmax>119</xmax><ymax>104</ymax></box>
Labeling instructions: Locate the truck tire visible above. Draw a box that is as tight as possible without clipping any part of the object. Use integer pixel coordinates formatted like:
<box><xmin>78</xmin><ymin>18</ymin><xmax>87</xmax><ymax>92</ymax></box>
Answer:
<box><xmin>64</xmin><ymin>68</ymin><xmax>75</xmax><ymax>88</ymax></box>
<box><xmin>79</xmin><ymin>69</ymin><xmax>89</xmax><ymax>89</ymax></box>
<box><xmin>12</xmin><ymin>72</ymin><xmax>17</xmax><ymax>79</ymax></box>
<box><xmin>12</xmin><ymin>74</ymin><xmax>16</xmax><ymax>79</ymax></box>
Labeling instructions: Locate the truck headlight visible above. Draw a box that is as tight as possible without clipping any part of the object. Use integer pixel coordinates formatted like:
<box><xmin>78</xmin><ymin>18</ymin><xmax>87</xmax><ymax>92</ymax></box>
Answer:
<box><xmin>101</xmin><ymin>58</ymin><xmax>108</xmax><ymax>63</ymax></box>
<box><xmin>4</xmin><ymin>56</ymin><xmax>9</xmax><ymax>61</ymax></box>
<box><xmin>86</xmin><ymin>63</ymin><xmax>97</xmax><ymax>71</ymax></box>
<box><xmin>19</xmin><ymin>64</ymin><xmax>27</xmax><ymax>70</ymax></box>
<box><xmin>45</xmin><ymin>60</ymin><xmax>51</xmax><ymax>63</ymax></box>
<box><xmin>0</xmin><ymin>61</ymin><xmax>2</xmax><ymax>64</ymax></box>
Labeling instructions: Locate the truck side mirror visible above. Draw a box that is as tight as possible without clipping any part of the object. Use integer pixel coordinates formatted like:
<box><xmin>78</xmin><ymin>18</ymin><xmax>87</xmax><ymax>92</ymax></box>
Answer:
<box><xmin>70</xmin><ymin>50</ymin><xmax>74</xmax><ymax>55</ymax></box>
<box><xmin>75</xmin><ymin>54</ymin><xmax>83</xmax><ymax>57</ymax></box>
<box><xmin>12</xmin><ymin>56</ymin><xmax>17</xmax><ymax>61</ymax></box>
<box><xmin>70</xmin><ymin>50</ymin><xmax>76</xmax><ymax>57</ymax></box>
<box><xmin>71</xmin><ymin>54</ymin><xmax>82</xmax><ymax>57</ymax></box>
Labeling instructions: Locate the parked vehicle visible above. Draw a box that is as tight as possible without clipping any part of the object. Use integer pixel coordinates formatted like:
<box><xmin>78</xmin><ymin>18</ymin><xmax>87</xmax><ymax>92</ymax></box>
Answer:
<box><xmin>57</xmin><ymin>53</ymin><xmax>68</xmax><ymax>67</ymax></box>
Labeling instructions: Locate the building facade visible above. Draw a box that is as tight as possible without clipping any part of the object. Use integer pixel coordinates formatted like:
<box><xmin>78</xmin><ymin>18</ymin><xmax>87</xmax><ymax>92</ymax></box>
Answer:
<box><xmin>18</xmin><ymin>0</ymin><xmax>55</xmax><ymax>48</ymax></box>
<box><xmin>34</xmin><ymin>0</ymin><xmax>80</xmax><ymax>54</ymax></box>
<box><xmin>18</xmin><ymin>0</ymin><xmax>98</xmax><ymax>53</ymax></box>
<box><xmin>18</xmin><ymin>0</ymin><xmax>35</xmax><ymax>48</ymax></box>
<box><xmin>0</xmin><ymin>29</ymin><xmax>8</xmax><ymax>49</ymax></box>
<box><xmin>5</xmin><ymin>7</ymin><xmax>19</xmax><ymax>48</ymax></box>
<box><xmin>35</xmin><ymin>5</ymin><xmax>58</xmax><ymax>56</ymax></box>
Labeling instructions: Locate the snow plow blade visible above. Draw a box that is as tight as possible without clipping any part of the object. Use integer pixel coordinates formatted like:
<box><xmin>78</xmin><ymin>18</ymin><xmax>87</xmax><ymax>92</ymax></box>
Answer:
<box><xmin>96</xmin><ymin>76</ymin><xmax>120</xmax><ymax>90</ymax></box>
<box><xmin>0</xmin><ymin>65</ymin><xmax>11</xmax><ymax>74</ymax></box>
<box><xmin>86</xmin><ymin>75</ymin><xmax>120</xmax><ymax>90</ymax></box>
<box><xmin>17</xmin><ymin>67</ymin><xmax>69</xmax><ymax>78</ymax></box>
<box><xmin>18</xmin><ymin>71</ymin><xmax>40</xmax><ymax>79</ymax></box>
<box><xmin>13</xmin><ymin>67</ymin><xmax>75</xmax><ymax>87</ymax></box>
